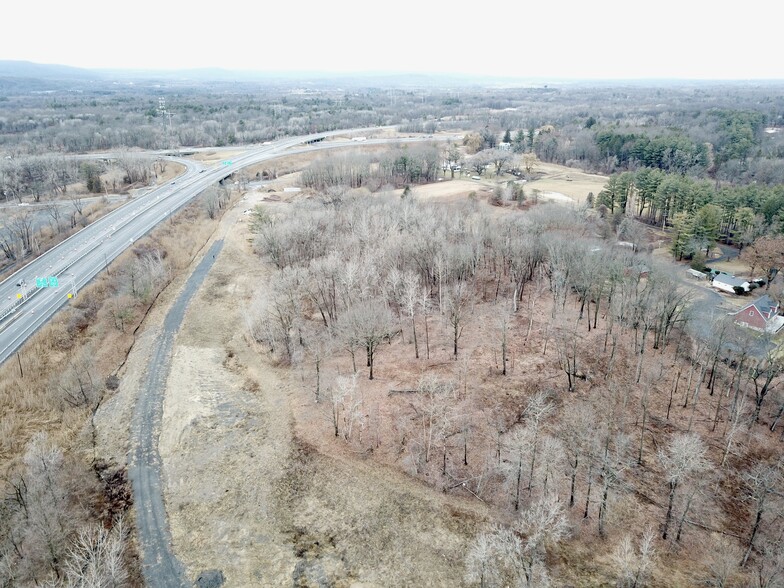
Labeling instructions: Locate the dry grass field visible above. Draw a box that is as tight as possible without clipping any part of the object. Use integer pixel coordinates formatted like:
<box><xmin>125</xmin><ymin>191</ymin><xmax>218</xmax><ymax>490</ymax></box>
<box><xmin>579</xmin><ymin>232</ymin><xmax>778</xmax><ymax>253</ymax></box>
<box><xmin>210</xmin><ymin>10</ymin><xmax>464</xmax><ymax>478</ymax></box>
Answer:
<box><xmin>244</xmin><ymin>153</ymin><xmax>608</xmax><ymax>210</ymax></box>
<box><xmin>525</xmin><ymin>161</ymin><xmax>608</xmax><ymax>204</ymax></box>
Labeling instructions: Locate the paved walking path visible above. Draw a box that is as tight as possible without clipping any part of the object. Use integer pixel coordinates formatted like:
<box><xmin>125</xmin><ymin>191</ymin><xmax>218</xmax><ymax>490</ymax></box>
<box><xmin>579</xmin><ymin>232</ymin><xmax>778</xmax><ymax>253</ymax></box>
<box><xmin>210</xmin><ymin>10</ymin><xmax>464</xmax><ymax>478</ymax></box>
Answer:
<box><xmin>128</xmin><ymin>240</ymin><xmax>224</xmax><ymax>587</ymax></box>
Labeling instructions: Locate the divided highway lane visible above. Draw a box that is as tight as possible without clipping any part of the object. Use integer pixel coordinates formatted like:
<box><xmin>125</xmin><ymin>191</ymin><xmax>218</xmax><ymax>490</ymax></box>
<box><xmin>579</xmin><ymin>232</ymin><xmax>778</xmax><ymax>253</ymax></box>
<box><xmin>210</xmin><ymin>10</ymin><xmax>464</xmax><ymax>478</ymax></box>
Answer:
<box><xmin>0</xmin><ymin>159</ymin><xmax>212</xmax><ymax>364</ymax></box>
<box><xmin>0</xmin><ymin>128</ymin><xmax>456</xmax><ymax>366</ymax></box>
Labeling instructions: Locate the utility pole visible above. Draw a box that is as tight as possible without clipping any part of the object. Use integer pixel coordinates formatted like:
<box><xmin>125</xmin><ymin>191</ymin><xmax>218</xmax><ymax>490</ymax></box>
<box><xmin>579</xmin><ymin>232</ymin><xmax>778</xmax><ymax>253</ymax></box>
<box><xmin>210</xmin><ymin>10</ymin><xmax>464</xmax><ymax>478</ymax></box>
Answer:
<box><xmin>66</xmin><ymin>273</ymin><xmax>78</xmax><ymax>298</ymax></box>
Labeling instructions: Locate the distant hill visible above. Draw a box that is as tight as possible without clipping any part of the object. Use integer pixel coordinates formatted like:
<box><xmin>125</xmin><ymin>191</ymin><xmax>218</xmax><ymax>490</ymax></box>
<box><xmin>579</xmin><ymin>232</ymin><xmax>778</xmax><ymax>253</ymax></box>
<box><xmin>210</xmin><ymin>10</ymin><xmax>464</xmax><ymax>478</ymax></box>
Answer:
<box><xmin>0</xmin><ymin>60</ymin><xmax>616</xmax><ymax>91</ymax></box>
<box><xmin>2</xmin><ymin>60</ymin><xmax>778</xmax><ymax>92</ymax></box>
<box><xmin>0</xmin><ymin>61</ymin><xmax>104</xmax><ymax>94</ymax></box>
<box><xmin>98</xmin><ymin>67</ymin><xmax>513</xmax><ymax>87</ymax></box>
<box><xmin>0</xmin><ymin>60</ymin><xmax>545</xmax><ymax>90</ymax></box>
<box><xmin>0</xmin><ymin>60</ymin><xmax>100</xmax><ymax>80</ymax></box>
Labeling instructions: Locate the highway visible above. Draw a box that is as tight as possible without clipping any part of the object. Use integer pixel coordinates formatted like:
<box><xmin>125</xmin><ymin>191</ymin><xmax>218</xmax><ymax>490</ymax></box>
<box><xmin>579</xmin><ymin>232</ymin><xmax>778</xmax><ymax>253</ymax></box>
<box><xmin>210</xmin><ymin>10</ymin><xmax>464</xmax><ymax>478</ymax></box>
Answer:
<box><xmin>0</xmin><ymin>129</ymin><xmax>455</xmax><ymax>365</ymax></box>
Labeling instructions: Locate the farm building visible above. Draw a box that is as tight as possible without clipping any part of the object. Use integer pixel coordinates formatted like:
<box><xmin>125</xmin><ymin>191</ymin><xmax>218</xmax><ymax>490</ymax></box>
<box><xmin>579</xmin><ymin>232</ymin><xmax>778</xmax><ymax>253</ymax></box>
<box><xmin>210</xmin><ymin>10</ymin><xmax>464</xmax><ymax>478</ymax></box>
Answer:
<box><xmin>731</xmin><ymin>294</ymin><xmax>784</xmax><ymax>333</ymax></box>
<box><xmin>712</xmin><ymin>273</ymin><xmax>750</xmax><ymax>294</ymax></box>
<box><xmin>687</xmin><ymin>268</ymin><xmax>708</xmax><ymax>280</ymax></box>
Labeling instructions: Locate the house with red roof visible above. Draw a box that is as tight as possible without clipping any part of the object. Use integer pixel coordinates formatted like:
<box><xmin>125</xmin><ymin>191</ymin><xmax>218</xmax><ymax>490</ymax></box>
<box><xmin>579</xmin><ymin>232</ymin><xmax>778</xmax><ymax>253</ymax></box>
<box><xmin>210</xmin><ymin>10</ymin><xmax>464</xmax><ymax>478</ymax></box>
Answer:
<box><xmin>731</xmin><ymin>294</ymin><xmax>784</xmax><ymax>333</ymax></box>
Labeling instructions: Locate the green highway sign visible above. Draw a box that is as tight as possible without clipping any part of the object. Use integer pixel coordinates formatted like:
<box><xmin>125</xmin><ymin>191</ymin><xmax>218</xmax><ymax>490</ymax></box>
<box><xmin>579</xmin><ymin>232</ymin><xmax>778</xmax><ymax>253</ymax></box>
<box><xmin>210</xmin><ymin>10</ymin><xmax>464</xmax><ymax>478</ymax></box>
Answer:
<box><xmin>36</xmin><ymin>276</ymin><xmax>59</xmax><ymax>288</ymax></box>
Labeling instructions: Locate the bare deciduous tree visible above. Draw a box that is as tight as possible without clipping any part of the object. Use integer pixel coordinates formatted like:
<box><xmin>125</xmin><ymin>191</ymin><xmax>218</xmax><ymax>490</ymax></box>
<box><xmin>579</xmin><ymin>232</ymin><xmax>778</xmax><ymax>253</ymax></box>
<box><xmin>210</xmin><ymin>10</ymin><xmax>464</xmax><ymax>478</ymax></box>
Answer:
<box><xmin>560</xmin><ymin>403</ymin><xmax>597</xmax><ymax>509</ymax></box>
<box><xmin>554</xmin><ymin>312</ymin><xmax>581</xmax><ymax>392</ymax></box>
<box><xmin>467</xmin><ymin>151</ymin><xmax>492</xmax><ymax>177</ymax></box>
<box><xmin>703</xmin><ymin>535</ymin><xmax>744</xmax><ymax>588</ymax></box>
<box><xmin>749</xmin><ymin>346</ymin><xmax>782</xmax><ymax>423</ymax></box>
<box><xmin>328</xmin><ymin>373</ymin><xmax>358</xmax><ymax>439</ymax></box>
<box><xmin>411</xmin><ymin>375</ymin><xmax>455</xmax><ymax>466</ymax></box>
<box><xmin>741</xmin><ymin>460</ymin><xmax>783</xmax><ymax>567</ymax></box>
<box><xmin>498</xmin><ymin>307</ymin><xmax>512</xmax><ymax>376</ymax></box>
<box><xmin>8</xmin><ymin>210</ymin><xmax>35</xmax><ymax>254</ymax></box>
<box><xmin>202</xmin><ymin>185</ymin><xmax>229</xmax><ymax>220</ymax></box>
<box><xmin>521</xmin><ymin>391</ymin><xmax>554</xmax><ymax>500</ymax></box>
<box><xmin>445</xmin><ymin>281</ymin><xmax>473</xmax><ymax>358</ymax></box>
<box><xmin>486</xmin><ymin>148</ymin><xmax>514</xmax><ymax>176</ymax></box>
<box><xmin>740</xmin><ymin>235</ymin><xmax>784</xmax><ymax>289</ymax></box>
<box><xmin>722</xmin><ymin>394</ymin><xmax>751</xmax><ymax>468</ymax></box>
<box><xmin>304</xmin><ymin>252</ymin><xmax>341</xmax><ymax>328</ymax></box>
<box><xmin>612</xmin><ymin>527</ymin><xmax>657</xmax><ymax>588</ymax></box>
<box><xmin>597</xmin><ymin>431</ymin><xmax>630</xmax><ymax>538</ymax></box>
<box><xmin>248</xmin><ymin>268</ymin><xmax>303</xmax><ymax>363</ymax></box>
<box><xmin>0</xmin><ymin>224</ymin><xmax>19</xmax><ymax>261</ymax></box>
<box><xmin>44</xmin><ymin>201</ymin><xmax>64</xmax><ymax>235</ymax></box>
<box><xmin>69</xmin><ymin>193</ymin><xmax>86</xmax><ymax>217</ymax></box>
<box><xmin>55</xmin><ymin>519</ymin><xmax>130</xmax><ymax>588</ymax></box>
<box><xmin>444</xmin><ymin>143</ymin><xmax>463</xmax><ymax>180</ymax></box>
<box><xmin>57</xmin><ymin>349</ymin><xmax>97</xmax><ymax>409</ymax></box>
<box><xmin>503</xmin><ymin>426</ymin><xmax>534</xmax><ymax>511</ymax></box>
<box><xmin>464</xmin><ymin>531</ymin><xmax>501</xmax><ymax>588</ymax></box>
<box><xmin>338</xmin><ymin>299</ymin><xmax>397</xmax><ymax>380</ymax></box>
<box><xmin>755</xmin><ymin>538</ymin><xmax>784</xmax><ymax>588</ymax></box>
<box><xmin>15</xmin><ymin>433</ymin><xmax>77</xmax><ymax>582</ymax></box>
<box><xmin>305</xmin><ymin>327</ymin><xmax>333</xmax><ymax>404</ymax></box>
<box><xmin>400</xmin><ymin>271</ymin><xmax>422</xmax><ymax>359</ymax></box>
<box><xmin>659</xmin><ymin>433</ymin><xmax>709</xmax><ymax>540</ymax></box>
<box><xmin>469</xmin><ymin>501</ymin><xmax>565</xmax><ymax>588</ymax></box>
<box><xmin>115</xmin><ymin>151</ymin><xmax>150</xmax><ymax>185</ymax></box>
<box><xmin>522</xmin><ymin>153</ymin><xmax>538</xmax><ymax>176</ymax></box>
<box><xmin>505</xmin><ymin>494</ymin><xmax>569</xmax><ymax>587</ymax></box>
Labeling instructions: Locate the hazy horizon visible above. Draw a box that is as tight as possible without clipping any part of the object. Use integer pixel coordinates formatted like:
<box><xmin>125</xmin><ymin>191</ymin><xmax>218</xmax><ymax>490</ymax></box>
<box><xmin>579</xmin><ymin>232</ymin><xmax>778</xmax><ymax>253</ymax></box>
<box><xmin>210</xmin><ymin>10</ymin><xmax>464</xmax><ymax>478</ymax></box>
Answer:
<box><xmin>2</xmin><ymin>0</ymin><xmax>782</xmax><ymax>81</ymax></box>
<box><xmin>3</xmin><ymin>60</ymin><xmax>783</xmax><ymax>86</ymax></box>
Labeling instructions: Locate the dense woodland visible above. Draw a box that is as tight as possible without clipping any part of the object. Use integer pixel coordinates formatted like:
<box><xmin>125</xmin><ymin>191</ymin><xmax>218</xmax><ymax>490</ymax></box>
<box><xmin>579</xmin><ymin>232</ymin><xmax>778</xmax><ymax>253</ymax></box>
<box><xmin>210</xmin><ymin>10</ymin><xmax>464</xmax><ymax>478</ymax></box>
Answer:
<box><xmin>1</xmin><ymin>71</ymin><xmax>784</xmax><ymax>586</ymax></box>
<box><xmin>249</xmin><ymin>193</ymin><xmax>784</xmax><ymax>586</ymax></box>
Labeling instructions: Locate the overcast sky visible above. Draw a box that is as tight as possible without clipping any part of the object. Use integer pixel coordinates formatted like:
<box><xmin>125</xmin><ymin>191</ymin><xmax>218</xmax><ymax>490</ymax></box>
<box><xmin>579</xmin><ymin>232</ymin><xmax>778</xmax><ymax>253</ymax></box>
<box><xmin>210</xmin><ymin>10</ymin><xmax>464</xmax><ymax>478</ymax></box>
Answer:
<box><xmin>2</xmin><ymin>0</ymin><xmax>781</xmax><ymax>80</ymax></box>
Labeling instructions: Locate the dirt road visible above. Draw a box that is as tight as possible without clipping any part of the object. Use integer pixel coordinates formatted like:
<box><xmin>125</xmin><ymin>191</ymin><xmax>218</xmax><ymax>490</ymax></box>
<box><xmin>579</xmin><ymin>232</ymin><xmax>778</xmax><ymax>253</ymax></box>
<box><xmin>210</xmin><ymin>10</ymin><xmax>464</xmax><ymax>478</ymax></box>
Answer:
<box><xmin>128</xmin><ymin>239</ymin><xmax>224</xmax><ymax>588</ymax></box>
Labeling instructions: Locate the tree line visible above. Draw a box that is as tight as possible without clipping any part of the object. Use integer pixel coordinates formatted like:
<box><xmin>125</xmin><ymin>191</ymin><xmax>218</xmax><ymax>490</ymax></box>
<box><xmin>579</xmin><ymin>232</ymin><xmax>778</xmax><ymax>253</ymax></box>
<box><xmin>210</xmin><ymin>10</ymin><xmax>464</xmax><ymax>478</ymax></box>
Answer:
<box><xmin>300</xmin><ymin>145</ymin><xmax>442</xmax><ymax>191</ymax></box>
<box><xmin>3</xmin><ymin>81</ymin><xmax>783</xmax><ymax>191</ymax></box>
<box><xmin>596</xmin><ymin>168</ymin><xmax>784</xmax><ymax>253</ymax></box>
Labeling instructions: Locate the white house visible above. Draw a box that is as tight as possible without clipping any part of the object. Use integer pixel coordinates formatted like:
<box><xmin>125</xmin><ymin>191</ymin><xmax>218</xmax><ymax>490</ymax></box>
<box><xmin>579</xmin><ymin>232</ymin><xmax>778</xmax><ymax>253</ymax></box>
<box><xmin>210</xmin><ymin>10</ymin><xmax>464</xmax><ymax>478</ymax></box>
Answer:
<box><xmin>712</xmin><ymin>274</ymin><xmax>750</xmax><ymax>294</ymax></box>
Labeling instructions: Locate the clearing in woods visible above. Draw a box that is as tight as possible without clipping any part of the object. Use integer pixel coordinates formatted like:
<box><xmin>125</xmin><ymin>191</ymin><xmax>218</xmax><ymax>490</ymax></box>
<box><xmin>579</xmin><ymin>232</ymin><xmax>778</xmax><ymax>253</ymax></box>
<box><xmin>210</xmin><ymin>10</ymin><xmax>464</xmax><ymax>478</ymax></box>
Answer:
<box><xmin>525</xmin><ymin>161</ymin><xmax>608</xmax><ymax>204</ymax></box>
<box><xmin>398</xmin><ymin>161</ymin><xmax>607</xmax><ymax>205</ymax></box>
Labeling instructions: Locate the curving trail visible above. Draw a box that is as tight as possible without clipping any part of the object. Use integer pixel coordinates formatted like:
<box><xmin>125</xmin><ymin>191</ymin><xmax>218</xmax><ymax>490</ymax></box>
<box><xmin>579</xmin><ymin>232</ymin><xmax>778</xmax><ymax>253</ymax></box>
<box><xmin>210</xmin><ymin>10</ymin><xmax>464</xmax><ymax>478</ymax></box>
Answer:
<box><xmin>128</xmin><ymin>239</ymin><xmax>224</xmax><ymax>587</ymax></box>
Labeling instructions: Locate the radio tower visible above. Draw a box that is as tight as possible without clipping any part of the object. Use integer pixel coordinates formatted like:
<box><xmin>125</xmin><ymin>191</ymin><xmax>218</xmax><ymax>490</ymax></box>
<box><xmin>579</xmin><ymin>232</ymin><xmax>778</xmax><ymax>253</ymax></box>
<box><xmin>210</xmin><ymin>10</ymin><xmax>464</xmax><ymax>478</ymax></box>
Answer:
<box><xmin>158</xmin><ymin>97</ymin><xmax>175</xmax><ymax>149</ymax></box>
